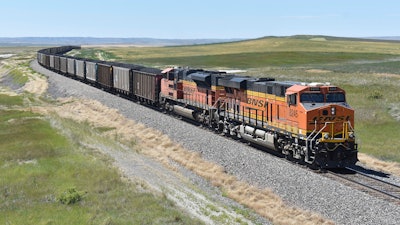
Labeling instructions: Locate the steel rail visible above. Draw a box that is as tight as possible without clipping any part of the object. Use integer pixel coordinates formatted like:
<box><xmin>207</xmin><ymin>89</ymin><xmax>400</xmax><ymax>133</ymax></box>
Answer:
<box><xmin>328</xmin><ymin>167</ymin><xmax>400</xmax><ymax>202</ymax></box>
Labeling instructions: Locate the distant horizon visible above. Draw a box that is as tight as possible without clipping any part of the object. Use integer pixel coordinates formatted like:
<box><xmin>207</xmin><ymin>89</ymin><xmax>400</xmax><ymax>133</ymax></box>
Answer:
<box><xmin>0</xmin><ymin>36</ymin><xmax>240</xmax><ymax>40</ymax></box>
<box><xmin>1</xmin><ymin>35</ymin><xmax>400</xmax><ymax>48</ymax></box>
<box><xmin>1</xmin><ymin>35</ymin><xmax>400</xmax><ymax>39</ymax></box>
<box><xmin>1</xmin><ymin>35</ymin><xmax>400</xmax><ymax>44</ymax></box>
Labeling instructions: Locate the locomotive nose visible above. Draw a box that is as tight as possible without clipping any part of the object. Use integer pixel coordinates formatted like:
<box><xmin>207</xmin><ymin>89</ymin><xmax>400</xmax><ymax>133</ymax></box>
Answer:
<box><xmin>307</xmin><ymin>103</ymin><xmax>355</xmax><ymax>142</ymax></box>
<box><xmin>309</xmin><ymin>104</ymin><xmax>352</xmax><ymax>126</ymax></box>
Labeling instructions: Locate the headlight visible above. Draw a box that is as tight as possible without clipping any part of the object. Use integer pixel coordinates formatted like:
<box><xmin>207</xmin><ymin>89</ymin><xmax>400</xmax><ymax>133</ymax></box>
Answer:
<box><xmin>324</xmin><ymin>133</ymin><xmax>330</xmax><ymax>139</ymax></box>
<box><xmin>331</xmin><ymin>107</ymin><xmax>336</xmax><ymax>115</ymax></box>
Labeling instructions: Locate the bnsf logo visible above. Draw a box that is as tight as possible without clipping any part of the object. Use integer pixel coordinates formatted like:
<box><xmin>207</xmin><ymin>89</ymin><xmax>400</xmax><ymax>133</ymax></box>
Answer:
<box><xmin>183</xmin><ymin>86</ymin><xmax>196</xmax><ymax>93</ymax></box>
<box><xmin>247</xmin><ymin>98</ymin><xmax>265</xmax><ymax>107</ymax></box>
<box><xmin>312</xmin><ymin>116</ymin><xmax>351</xmax><ymax>122</ymax></box>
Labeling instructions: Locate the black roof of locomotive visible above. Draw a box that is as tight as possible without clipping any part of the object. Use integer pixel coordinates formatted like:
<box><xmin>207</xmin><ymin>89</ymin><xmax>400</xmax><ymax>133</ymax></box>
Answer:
<box><xmin>248</xmin><ymin>80</ymin><xmax>301</xmax><ymax>96</ymax></box>
<box><xmin>189</xmin><ymin>72</ymin><xmax>211</xmax><ymax>83</ymax></box>
<box><xmin>218</xmin><ymin>76</ymin><xmax>258</xmax><ymax>89</ymax></box>
<box><xmin>186</xmin><ymin>70</ymin><xmax>227</xmax><ymax>87</ymax></box>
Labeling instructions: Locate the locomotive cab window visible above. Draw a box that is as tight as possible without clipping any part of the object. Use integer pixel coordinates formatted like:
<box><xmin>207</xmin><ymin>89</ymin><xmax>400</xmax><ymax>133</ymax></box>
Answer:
<box><xmin>168</xmin><ymin>73</ymin><xmax>174</xmax><ymax>81</ymax></box>
<box><xmin>288</xmin><ymin>94</ymin><xmax>297</xmax><ymax>106</ymax></box>
<box><xmin>225</xmin><ymin>87</ymin><xmax>234</xmax><ymax>94</ymax></box>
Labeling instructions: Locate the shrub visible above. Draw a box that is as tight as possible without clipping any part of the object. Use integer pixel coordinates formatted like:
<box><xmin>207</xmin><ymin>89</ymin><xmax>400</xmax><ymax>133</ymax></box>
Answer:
<box><xmin>58</xmin><ymin>187</ymin><xmax>85</xmax><ymax>205</ymax></box>
<box><xmin>368</xmin><ymin>90</ymin><xmax>383</xmax><ymax>99</ymax></box>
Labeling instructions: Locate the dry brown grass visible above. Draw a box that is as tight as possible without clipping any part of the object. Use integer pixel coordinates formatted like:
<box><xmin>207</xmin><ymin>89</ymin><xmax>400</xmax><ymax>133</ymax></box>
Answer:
<box><xmin>374</xmin><ymin>73</ymin><xmax>400</xmax><ymax>79</ymax></box>
<box><xmin>358</xmin><ymin>153</ymin><xmax>400</xmax><ymax>176</ymax></box>
<box><xmin>148</xmin><ymin>143</ymin><xmax>333</xmax><ymax>225</ymax></box>
<box><xmin>23</xmin><ymin>73</ymin><xmax>48</xmax><ymax>95</ymax></box>
<box><xmin>305</xmin><ymin>69</ymin><xmax>332</xmax><ymax>74</ymax></box>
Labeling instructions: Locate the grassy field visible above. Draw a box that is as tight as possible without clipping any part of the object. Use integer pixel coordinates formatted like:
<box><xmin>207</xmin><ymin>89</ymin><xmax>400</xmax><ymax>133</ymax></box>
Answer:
<box><xmin>0</xmin><ymin>105</ymin><xmax>202</xmax><ymax>225</ymax></box>
<box><xmin>0</xmin><ymin>111</ymin><xmax>199</xmax><ymax>224</ymax></box>
<box><xmin>71</xmin><ymin>36</ymin><xmax>400</xmax><ymax>68</ymax></box>
<box><xmin>0</xmin><ymin>53</ymin><xmax>203</xmax><ymax>224</ymax></box>
<box><xmin>71</xmin><ymin>35</ymin><xmax>400</xmax><ymax>163</ymax></box>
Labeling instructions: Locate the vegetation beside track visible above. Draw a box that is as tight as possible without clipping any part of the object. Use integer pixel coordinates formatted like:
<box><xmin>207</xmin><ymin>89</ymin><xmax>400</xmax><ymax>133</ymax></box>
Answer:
<box><xmin>0</xmin><ymin>53</ymin><xmax>203</xmax><ymax>225</ymax></box>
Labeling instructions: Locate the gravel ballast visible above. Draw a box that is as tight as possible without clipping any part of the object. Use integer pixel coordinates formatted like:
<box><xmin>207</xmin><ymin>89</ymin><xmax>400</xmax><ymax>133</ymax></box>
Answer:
<box><xmin>32</xmin><ymin>60</ymin><xmax>400</xmax><ymax>225</ymax></box>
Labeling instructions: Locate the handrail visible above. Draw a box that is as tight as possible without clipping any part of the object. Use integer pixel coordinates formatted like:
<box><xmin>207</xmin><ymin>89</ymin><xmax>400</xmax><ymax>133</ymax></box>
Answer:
<box><xmin>307</xmin><ymin>120</ymin><xmax>354</xmax><ymax>153</ymax></box>
<box><xmin>305</xmin><ymin>120</ymin><xmax>318</xmax><ymax>163</ymax></box>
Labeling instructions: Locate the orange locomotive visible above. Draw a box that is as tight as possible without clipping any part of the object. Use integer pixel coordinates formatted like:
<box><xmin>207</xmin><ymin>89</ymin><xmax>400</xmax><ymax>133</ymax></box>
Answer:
<box><xmin>160</xmin><ymin>68</ymin><xmax>358</xmax><ymax>168</ymax></box>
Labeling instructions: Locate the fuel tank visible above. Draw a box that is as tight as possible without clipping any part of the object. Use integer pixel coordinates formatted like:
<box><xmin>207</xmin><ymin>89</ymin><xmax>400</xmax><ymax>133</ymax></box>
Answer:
<box><xmin>239</xmin><ymin>125</ymin><xmax>276</xmax><ymax>150</ymax></box>
<box><xmin>173</xmin><ymin>105</ymin><xmax>196</xmax><ymax>120</ymax></box>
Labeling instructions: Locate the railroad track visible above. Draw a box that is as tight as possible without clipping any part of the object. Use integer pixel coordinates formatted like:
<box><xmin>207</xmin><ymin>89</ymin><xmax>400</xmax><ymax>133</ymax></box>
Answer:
<box><xmin>325</xmin><ymin>167</ymin><xmax>400</xmax><ymax>205</ymax></box>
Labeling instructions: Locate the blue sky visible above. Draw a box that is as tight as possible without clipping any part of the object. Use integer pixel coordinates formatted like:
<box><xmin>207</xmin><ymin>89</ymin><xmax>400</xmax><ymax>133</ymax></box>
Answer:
<box><xmin>1</xmin><ymin>0</ymin><xmax>399</xmax><ymax>39</ymax></box>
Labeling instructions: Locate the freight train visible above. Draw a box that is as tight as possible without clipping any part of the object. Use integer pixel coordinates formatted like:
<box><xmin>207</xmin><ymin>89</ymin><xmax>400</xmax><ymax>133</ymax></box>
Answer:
<box><xmin>37</xmin><ymin>46</ymin><xmax>358</xmax><ymax>168</ymax></box>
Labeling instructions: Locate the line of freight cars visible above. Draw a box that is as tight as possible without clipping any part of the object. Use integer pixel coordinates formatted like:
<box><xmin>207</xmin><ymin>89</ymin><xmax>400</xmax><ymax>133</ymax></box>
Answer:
<box><xmin>37</xmin><ymin>46</ymin><xmax>162</xmax><ymax>104</ymax></box>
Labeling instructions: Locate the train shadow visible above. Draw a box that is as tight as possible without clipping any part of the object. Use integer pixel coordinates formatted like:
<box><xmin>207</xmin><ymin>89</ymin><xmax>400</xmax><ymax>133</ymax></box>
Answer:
<box><xmin>351</xmin><ymin>164</ymin><xmax>391</xmax><ymax>178</ymax></box>
<box><xmin>328</xmin><ymin>168</ymin><xmax>357</xmax><ymax>174</ymax></box>
<box><xmin>329</xmin><ymin>165</ymin><xmax>390</xmax><ymax>178</ymax></box>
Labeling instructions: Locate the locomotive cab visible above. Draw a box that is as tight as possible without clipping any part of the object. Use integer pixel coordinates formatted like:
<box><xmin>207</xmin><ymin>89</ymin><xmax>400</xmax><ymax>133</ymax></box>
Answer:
<box><xmin>286</xmin><ymin>83</ymin><xmax>358</xmax><ymax>168</ymax></box>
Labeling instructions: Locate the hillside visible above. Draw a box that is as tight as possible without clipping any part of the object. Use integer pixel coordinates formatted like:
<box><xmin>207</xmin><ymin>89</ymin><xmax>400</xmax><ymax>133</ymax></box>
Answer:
<box><xmin>68</xmin><ymin>35</ymin><xmax>400</xmax><ymax>69</ymax></box>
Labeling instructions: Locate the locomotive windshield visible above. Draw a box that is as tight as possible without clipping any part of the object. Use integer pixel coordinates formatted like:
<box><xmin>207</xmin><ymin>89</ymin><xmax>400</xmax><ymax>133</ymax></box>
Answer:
<box><xmin>326</xmin><ymin>93</ymin><xmax>345</xmax><ymax>102</ymax></box>
<box><xmin>300</xmin><ymin>93</ymin><xmax>324</xmax><ymax>103</ymax></box>
<box><xmin>300</xmin><ymin>92</ymin><xmax>346</xmax><ymax>103</ymax></box>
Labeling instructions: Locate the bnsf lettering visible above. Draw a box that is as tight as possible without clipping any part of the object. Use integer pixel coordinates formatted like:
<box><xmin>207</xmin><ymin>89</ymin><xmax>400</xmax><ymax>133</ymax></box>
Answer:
<box><xmin>289</xmin><ymin>109</ymin><xmax>298</xmax><ymax>118</ymax></box>
<box><xmin>183</xmin><ymin>87</ymin><xmax>196</xmax><ymax>93</ymax></box>
<box><xmin>247</xmin><ymin>98</ymin><xmax>265</xmax><ymax>107</ymax></box>
<box><xmin>312</xmin><ymin>116</ymin><xmax>351</xmax><ymax>122</ymax></box>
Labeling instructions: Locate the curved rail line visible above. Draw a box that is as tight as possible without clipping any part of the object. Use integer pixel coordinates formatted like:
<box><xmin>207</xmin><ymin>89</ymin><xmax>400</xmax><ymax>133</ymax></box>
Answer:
<box><xmin>326</xmin><ymin>167</ymin><xmax>400</xmax><ymax>205</ymax></box>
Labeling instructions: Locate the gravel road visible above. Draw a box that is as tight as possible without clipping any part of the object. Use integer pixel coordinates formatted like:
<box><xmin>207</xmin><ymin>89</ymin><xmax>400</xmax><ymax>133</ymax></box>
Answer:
<box><xmin>32</xmin><ymin>60</ymin><xmax>400</xmax><ymax>225</ymax></box>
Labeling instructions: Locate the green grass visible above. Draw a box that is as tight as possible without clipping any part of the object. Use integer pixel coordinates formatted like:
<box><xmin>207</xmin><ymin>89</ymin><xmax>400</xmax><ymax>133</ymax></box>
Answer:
<box><xmin>135</xmin><ymin>52</ymin><xmax>396</xmax><ymax>69</ymax></box>
<box><xmin>8</xmin><ymin>68</ymin><xmax>29</xmax><ymax>85</ymax></box>
<box><xmin>357</xmin><ymin>122</ymin><xmax>400</xmax><ymax>162</ymax></box>
<box><xmin>76</xmin><ymin>36</ymin><xmax>400</xmax><ymax>163</ymax></box>
<box><xmin>310</xmin><ymin>59</ymin><xmax>400</xmax><ymax>74</ymax></box>
<box><xmin>0</xmin><ymin>110</ymin><xmax>203</xmax><ymax>225</ymax></box>
<box><xmin>82</xmin><ymin>36</ymin><xmax>400</xmax><ymax>61</ymax></box>
<box><xmin>0</xmin><ymin>94</ymin><xmax>24</xmax><ymax>106</ymax></box>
